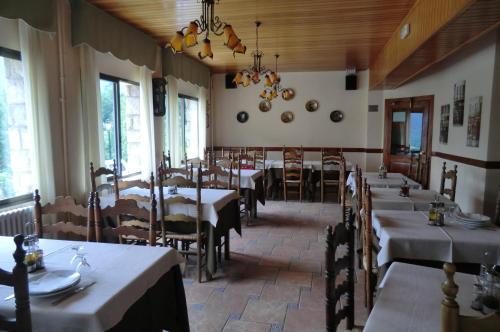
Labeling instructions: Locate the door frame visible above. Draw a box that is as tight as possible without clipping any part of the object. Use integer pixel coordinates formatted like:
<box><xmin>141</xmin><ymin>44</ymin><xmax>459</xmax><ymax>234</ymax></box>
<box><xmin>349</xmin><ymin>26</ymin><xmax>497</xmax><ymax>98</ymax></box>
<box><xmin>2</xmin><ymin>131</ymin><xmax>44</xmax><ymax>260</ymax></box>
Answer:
<box><xmin>383</xmin><ymin>95</ymin><xmax>434</xmax><ymax>186</ymax></box>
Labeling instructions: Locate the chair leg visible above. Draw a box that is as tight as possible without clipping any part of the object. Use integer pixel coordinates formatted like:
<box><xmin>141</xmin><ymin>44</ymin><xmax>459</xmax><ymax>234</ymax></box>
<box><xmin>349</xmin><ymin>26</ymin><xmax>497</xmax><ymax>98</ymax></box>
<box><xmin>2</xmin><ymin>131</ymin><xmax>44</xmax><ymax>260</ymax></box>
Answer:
<box><xmin>284</xmin><ymin>181</ymin><xmax>287</xmax><ymax>202</ymax></box>
<box><xmin>217</xmin><ymin>243</ymin><xmax>222</xmax><ymax>263</ymax></box>
<box><xmin>299</xmin><ymin>182</ymin><xmax>302</xmax><ymax>202</ymax></box>
<box><xmin>321</xmin><ymin>182</ymin><xmax>324</xmax><ymax>203</ymax></box>
<box><xmin>197</xmin><ymin>240</ymin><xmax>202</xmax><ymax>283</ymax></box>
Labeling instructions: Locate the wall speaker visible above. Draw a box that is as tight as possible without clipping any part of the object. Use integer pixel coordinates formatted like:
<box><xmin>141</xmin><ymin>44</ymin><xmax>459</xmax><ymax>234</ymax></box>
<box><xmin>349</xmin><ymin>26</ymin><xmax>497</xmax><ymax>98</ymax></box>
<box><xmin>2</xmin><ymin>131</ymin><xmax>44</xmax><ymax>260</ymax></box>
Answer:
<box><xmin>346</xmin><ymin>74</ymin><xmax>357</xmax><ymax>90</ymax></box>
<box><xmin>225</xmin><ymin>73</ymin><xmax>237</xmax><ymax>89</ymax></box>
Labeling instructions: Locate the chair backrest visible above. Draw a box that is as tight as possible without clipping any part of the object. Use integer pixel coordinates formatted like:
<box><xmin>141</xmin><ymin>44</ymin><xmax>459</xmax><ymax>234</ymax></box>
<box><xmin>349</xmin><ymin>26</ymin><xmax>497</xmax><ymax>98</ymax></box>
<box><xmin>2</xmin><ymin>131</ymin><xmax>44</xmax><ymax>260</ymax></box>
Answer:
<box><xmin>200</xmin><ymin>165</ymin><xmax>233</xmax><ymax>189</ymax></box>
<box><xmin>162</xmin><ymin>150</ymin><xmax>172</xmax><ymax>169</ymax></box>
<box><xmin>94</xmin><ymin>193</ymin><xmax>157</xmax><ymax>245</ymax></box>
<box><xmin>283</xmin><ymin>146</ymin><xmax>304</xmax><ymax>181</ymax></box>
<box><xmin>441</xmin><ymin>262</ymin><xmax>500</xmax><ymax>332</ymax></box>
<box><xmin>116</xmin><ymin>172</ymin><xmax>155</xmax><ymax>203</ymax></box>
<box><xmin>90</xmin><ymin>161</ymin><xmax>118</xmax><ymax>200</ymax></box>
<box><xmin>253</xmin><ymin>147</ymin><xmax>266</xmax><ymax>170</ymax></box>
<box><xmin>440</xmin><ymin>162</ymin><xmax>458</xmax><ymax>202</ymax></box>
<box><xmin>339</xmin><ymin>157</ymin><xmax>348</xmax><ymax>220</ymax></box>
<box><xmin>0</xmin><ymin>234</ymin><xmax>31</xmax><ymax>332</ymax></box>
<box><xmin>159</xmin><ymin>171</ymin><xmax>202</xmax><ymax>244</ymax></box>
<box><xmin>34</xmin><ymin>190</ymin><xmax>92</xmax><ymax>241</ymax></box>
<box><xmin>239</xmin><ymin>153</ymin><xmax>255</xmax><ymax>170</ymax></box>
<box><xmin>416</xmin><ymin>152</ymin><xmax>429</xmax><ymax>185</ymax></box>
<box><xmin>159</xmin><ymin>161</ymin><xmax>193</xmax><ymax>181</ymax></box>
<box><xmin>325</xmin><ymin>220</ymin><xmax>355</xmax><ymax>331</ymax></box>
<box><xmin>407</xmin><ymin>153</ymin><xmax>419</xmax><ymax>180</ymax></box>
<box><xmin>363</xmin><ymin>183</ymin><xmax>374</xmax><ymax>312</ymax></box>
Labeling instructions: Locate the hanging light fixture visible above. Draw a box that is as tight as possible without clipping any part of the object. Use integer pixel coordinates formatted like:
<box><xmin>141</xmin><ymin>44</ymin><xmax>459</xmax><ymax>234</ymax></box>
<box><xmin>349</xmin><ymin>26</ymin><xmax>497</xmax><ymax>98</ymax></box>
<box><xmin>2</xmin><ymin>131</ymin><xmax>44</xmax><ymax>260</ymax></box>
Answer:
<box><xmin>167</xmin><ymin>0</ymin><xmax>246</xmax><ymax>59</ymax></box>
<box><xmin>260</xmin><ymin>54</ymin><xmax>285</xmax><ymax>100</ymax></box>
<box><xmin>233</xmin><ymin>21</ymin><xmax>266</xmax><ymax>86</ymax></box>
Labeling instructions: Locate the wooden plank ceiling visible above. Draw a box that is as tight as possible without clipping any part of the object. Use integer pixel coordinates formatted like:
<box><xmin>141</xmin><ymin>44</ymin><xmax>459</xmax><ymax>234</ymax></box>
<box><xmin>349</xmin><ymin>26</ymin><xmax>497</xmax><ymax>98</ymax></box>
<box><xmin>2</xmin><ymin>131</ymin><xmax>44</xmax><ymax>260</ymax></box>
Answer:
<box><xmin>86</xmin><ymin>0</ymin><xmax>416</xmax><ymax>73</ymax></box>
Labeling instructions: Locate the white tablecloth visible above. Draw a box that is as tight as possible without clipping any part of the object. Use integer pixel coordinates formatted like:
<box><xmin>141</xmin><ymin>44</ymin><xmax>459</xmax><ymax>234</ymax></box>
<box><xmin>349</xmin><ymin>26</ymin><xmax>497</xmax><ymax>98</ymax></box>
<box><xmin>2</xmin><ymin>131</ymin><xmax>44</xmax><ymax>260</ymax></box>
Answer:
<box><xmin>193</xmin><ymin>169</ymin><xmax>262</xmax><ymax>190</ymax></box>
<box><xmin>0</xmin><ymin>237</ymin><xmax>183</xmax><ymax>332</ymax></box>
<box><xmin>365</xmin><ymin>262</ymin><xmax>477</xmax><ymax>332</ymax></box>
<box><xmin>101</xmin><ymin>187</ymin><xmax>239</xmax><ymax>227</ymax></box>
<box><xmin>265</xmin><ymin>159</ymin><xmax>352</xmax><ymax>171</ymax></box>
<box><xmin>372</xmin><ymin>210</ymin><xmax>500</xmax><ymax>266</ymax></box>
<box><xmin>347</xmin><ymin>172</ymin><xmax>422</xmax><ymax>192</ymax></box>
<box><xmin>371</xmin><ymin>188</ymin><xmax>456</xmax><ymax>211</ymax></box>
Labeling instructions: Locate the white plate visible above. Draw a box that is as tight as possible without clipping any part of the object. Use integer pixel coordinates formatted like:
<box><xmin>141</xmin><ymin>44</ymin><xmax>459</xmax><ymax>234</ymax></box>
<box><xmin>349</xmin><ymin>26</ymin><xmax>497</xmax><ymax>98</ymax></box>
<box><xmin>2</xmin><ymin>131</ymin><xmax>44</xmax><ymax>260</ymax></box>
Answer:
<box><xmin>29</xmin><ymin>270</ymin><xmax>81</xmax><ymax>296</ymax></box>
<box><xmin>455</xmin><ymin>212</ymin><xmax>490</xmax><ymax>222</ymax></box>
<box><xmin>30</xmin><ymin>283</ymin><xmax>80</xmax><ymax>298</ymax></box>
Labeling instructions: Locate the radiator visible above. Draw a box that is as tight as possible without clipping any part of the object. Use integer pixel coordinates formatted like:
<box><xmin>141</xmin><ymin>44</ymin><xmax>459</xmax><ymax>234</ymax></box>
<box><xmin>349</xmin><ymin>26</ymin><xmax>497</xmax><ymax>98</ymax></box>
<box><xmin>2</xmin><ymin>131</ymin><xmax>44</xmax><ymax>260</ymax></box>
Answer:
<box><xmin>0</xmin><ymin>206</ymin><xmax>33</xmax><ymax>236</ymax></box>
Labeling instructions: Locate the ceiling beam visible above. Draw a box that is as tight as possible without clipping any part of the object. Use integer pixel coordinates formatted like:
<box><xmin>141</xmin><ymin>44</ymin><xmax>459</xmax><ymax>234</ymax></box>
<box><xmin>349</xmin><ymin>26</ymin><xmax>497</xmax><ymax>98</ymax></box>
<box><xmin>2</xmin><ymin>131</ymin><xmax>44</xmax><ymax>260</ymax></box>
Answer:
<box><xmin>369</xmin><ymin>0</ymin><xmax>500</xmax><ymax>89</ymax></box>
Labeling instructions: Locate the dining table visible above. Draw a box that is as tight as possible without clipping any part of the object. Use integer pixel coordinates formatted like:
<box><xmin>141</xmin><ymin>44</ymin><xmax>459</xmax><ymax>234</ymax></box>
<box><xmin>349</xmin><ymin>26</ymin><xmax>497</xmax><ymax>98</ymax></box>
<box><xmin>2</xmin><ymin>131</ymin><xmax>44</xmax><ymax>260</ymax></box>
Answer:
<box><xmin>346</xmin><ymin>172</ymin><xmax>421</xmax><ymax>192</ymax></box>
<box><xmin>372</xmin><ymin>209</ymin><xmax>500</xmax><ymax>266</ymax></box>
<box><xmin>370</xmin><ymin>188</ymin><xmax>456</xmax><ymax>211</ymax></box>
<box><xmin>193</xmin><ymin>168</ymin><xmax>265</xmax><ymax>218</ymax></box>
<box><xmin>100</xmin><ymin>186</ymin><xmax>241</xmax><ymax>276</ymax></box>
<box><xmin>0</xmin><ymin>236</ymin><xmax>189</xmax><ymax>332</ymax></box>
<box><xmin>364</xmin><ymin>262</ymin><xmax>478</xmax><ymax>332</ymax></box>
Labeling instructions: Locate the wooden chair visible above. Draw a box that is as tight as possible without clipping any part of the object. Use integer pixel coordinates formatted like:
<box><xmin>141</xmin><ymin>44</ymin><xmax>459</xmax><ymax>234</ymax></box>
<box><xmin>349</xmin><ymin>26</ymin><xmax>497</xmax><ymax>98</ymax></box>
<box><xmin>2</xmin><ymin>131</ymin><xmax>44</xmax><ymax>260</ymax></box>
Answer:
<box><xmin>160</xmin><ymin>160</ymin><xmax>193</xmax><ymax>180</ymax></box>
<box><xmin>162</xmin><ymin>150</ymin><xmax>172</xmax><ymax>169</ymax></box>
<box><xmin>283</xmin><ymin>146</ymin><xmax>304</xmax><ymax>202</ymax></box>
<box><xmin>0</xmin><ymin>234</ymin><xmax>31</xmax><ymax>332</ymax></box>
<box><xmin>325</xmin><ymin>220</ymin><xmax>355</xmax><ymax>331</ymax></box>
<box><xmin>159</xmin><ymin>172</ymin><xmax>209</xmax><ymax>282</ymax></box>
<box><xmin>416</xmin><ymin>152</ymin><xmax>429</xmax><ymax>186</ymax></box>
<box><xmin>94</xmin><ymin>193</ymin><xmax>157</xmax><ymax>246</ymax></box>
<box><xmin>201</xmin><ymin>165</ymin><xmax>233</xmax><ymax>190</ymax></box>
<box><xmin>440</xmin><ymin>162</ymin><xmax>458</xmax><ymax>202</ymax></box>
<box><xmin>441</xmin><ymin>262</ymin><xmax>500</xmax><ymax>332</ymax></box>
<box><xmin>34</xmin><ymin>190</ymin><xmax>94</xmax><ymax>241</ymax></box>
<box><xmin>407</xmin><ymin>153</ymin><xmax>420</xmax><ymax>181</ymax></box>
<box><xmin>339</xmin><ymin>157</ymin><xmax>351</xmax><ymax>223</ymax></box>
<box><xmin>362</xmin><ymin>183</ymin><xmax>376</xmax><ymax>313</ymax></box>
<box><xmin>321</xmin><ymin>148</ymin><xmax>342</xmax><ymax>203</ymax></box>
<box><xmin>90</xmin><ymin>161</ymin><xmax>118</xmax><ymax>199</ymax></box>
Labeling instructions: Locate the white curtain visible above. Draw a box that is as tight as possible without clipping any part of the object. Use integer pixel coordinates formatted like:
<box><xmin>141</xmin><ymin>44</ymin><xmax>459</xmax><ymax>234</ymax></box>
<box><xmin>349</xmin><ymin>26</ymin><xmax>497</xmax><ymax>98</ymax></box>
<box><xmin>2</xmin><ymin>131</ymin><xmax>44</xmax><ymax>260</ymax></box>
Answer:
<box><xmin>18</xmin><ymin>21</ymin><xmax>56</xmax><ymax>203</ymax></box>
<box><xmin>198</xmin><ymin>86</ymin><xmax>207</xmax><ymax>159</ymax></box>
<box><xmin>79</xmin><ymin>44</ymin><xmax>104</xmax><ymax>193</ymax></box>
<box><xmin>166</xmin><ymin>75</ymin><xmax>181</xmax><ymax>167</ymax></box>
<box><xmin>139</xmin><ymin>66</ymin><xmax>156</xmax><ymax>178</ymax></box>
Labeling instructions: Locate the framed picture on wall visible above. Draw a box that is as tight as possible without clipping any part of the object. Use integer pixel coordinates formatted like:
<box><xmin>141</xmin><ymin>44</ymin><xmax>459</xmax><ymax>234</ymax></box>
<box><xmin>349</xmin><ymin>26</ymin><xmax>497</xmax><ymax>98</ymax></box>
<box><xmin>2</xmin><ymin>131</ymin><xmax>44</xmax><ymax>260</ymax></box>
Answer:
<box><xmin>453</xmin><ymin>80</ymin><xmax>465</xmax><ymax>126</ymax></box>
<box><xmin>466</xmin><ymin>96</ymin><xmax>482</xmax><ymax>147</ymax></box>
<box><xmin>440</xmin><ymin>104</ymin><xmax>450</xmax><ymax>144</ymax></box>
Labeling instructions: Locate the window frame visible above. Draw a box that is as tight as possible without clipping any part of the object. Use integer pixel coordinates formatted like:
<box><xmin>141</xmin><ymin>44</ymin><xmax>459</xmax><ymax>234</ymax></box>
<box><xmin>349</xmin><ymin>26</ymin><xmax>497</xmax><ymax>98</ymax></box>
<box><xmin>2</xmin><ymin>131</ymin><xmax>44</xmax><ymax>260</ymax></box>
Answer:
<box><xmin>178</xmin><ymin>94</ymin><xmax>199</xmax><ymax>159</ymax></box>
<box><xmin>99</xmin><ymin>73</ymin><xmax>140</xmax><ymax>178</ymax></box>
<box><xmin>0</xmin><ymin>46</ymin><xmax>32</xmax><ymax>207</ymax></box>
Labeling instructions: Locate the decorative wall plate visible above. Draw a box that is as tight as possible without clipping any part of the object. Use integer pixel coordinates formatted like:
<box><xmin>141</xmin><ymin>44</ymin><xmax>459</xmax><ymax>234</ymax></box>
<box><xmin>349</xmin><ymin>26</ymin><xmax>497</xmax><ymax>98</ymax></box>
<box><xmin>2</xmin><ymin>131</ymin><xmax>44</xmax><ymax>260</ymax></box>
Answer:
<box><xmin>237</xmin><ymin>111</ymin><xmax>249</xmax><ymax>123</ymax></box>
<box><xmin>281</xmin><ymin>111</ymin><xmax>294</xmax><ymax>123</ymax></box>
<box><xmin>330</xmin><ymin>110</ymin><xmax>344</xmax><ymax>122</ymax></box>
<box><xmin>305</xmin><ymin>100</ymin><xmax>319</xmax><ymax>112</ymax></box>
<box><xmin>282</xmin><ymin>88</ymin><xmax>295</xmax><ymax>101</ymax></box>
<box><xmin>259</xmin><ymin>100</ymin><xmax>272</xmax><ymax>112</ymax></box>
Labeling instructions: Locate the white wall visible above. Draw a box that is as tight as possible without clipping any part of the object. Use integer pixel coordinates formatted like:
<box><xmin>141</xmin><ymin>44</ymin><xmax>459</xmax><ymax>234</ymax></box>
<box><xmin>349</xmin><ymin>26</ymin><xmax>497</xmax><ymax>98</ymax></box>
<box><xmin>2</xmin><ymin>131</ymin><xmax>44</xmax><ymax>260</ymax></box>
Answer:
<box><xmin>382</xmin><ymin>30</ymin><xmax>499</xmax><ymax>215</ymax></box>
<box><xmin>212</xmin><ymin>70</ymin><xmax>371</xmax><ymax>168</ymax></box>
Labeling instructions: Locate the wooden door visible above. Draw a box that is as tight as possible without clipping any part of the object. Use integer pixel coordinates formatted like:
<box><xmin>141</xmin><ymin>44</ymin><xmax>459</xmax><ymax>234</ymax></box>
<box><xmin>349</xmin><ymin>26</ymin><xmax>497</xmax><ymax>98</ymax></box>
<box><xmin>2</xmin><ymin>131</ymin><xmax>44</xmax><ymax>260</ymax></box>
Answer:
<box><xmin>383</xmin><ymin>96</ymin><xmax>433</xmax><ymax>188</ymax></box>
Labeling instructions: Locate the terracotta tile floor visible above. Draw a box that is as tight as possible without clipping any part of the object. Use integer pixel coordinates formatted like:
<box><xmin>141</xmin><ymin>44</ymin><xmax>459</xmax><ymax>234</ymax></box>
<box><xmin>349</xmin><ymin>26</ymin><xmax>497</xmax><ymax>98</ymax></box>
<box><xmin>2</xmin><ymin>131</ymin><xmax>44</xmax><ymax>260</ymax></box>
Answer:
<box><xmin>182</xmin><ymin>200</ymin><xmax>367</xmax><ymax>332</ymax></box>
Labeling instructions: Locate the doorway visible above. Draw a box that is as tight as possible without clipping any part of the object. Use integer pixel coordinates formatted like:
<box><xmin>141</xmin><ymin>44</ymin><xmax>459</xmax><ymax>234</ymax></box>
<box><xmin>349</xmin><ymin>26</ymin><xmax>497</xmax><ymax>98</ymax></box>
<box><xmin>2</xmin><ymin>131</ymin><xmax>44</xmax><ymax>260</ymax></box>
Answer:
<box><xmin>383</xmin><ymin>96</ymin><xmax>434</xmax><ymax>188</ymax></box>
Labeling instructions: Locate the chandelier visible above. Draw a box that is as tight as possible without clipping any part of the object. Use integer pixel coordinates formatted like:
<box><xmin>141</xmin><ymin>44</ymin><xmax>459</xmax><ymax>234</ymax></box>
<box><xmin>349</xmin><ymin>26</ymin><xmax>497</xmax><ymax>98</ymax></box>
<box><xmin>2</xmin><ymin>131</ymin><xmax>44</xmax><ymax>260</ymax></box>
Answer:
<box><xmin>168</xmin><ymin>0</ymin><xmax>246</xmax><ymax>60</ymax></box>
<box><xmin>259</xmin><ymin>54</ymin><xmax>283</xmax><ymax>100</ymax></box>
<box><xmin>232</xmin><ymin>21</ymin><xmax>266</xmax><ymax>87</ymax></box>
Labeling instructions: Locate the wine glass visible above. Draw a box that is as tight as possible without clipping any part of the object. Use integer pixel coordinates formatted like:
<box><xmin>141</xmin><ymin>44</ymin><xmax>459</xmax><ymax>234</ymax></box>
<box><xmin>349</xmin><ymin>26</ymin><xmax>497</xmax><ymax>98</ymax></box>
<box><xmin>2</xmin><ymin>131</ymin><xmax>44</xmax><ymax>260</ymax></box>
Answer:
<box><xmin>75</xmin><ymin>255</ymin><xmax>93</xmax><ymax>279</ymax></box>
<box><xmin>69</xmin><ymin>245</ymin><xmax>86</xmax><ymax>267</ymax></box>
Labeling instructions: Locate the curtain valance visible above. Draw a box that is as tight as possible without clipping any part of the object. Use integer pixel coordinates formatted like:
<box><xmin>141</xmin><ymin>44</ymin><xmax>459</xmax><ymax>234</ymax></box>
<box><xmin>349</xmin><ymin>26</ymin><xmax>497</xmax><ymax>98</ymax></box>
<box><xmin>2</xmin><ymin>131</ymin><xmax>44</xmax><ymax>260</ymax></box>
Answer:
<box><xmin>0</xmin><ymin>0</ymin><xmax>56</xmax><ymax>32</ymax></box>
<box><xmin>70</xmin><ymin>0</ymin><xmax>158</xmax><ymax>70</ymax></box>
<box><xmin>162</xmin><ymin>49</ymin><xmax>210</xmax><ymax>89</ymax></box>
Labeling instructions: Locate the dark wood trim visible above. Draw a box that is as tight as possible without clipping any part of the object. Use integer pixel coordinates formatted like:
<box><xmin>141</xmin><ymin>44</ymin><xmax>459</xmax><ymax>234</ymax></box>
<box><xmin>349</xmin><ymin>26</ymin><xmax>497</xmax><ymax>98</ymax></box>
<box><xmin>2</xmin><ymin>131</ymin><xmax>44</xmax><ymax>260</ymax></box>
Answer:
<box><xmin>211</xmin><ymin>146</ymin><xmax>383</xmax><ymax>153</ymax></box>
<box><xmin>432</xmin><ymin>151</ymin><xmax>500</xmax><ymax>169</ymax></box>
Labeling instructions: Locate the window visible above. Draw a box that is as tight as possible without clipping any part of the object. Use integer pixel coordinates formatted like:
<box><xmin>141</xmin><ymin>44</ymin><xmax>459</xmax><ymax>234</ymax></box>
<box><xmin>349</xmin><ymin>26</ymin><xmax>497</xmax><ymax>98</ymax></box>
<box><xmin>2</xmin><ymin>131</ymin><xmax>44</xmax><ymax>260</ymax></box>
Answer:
<box><xmin>178</xmin><ymin>95</ymin><xmax>199</xmax><ymax>160</ymax></box>
<box><xmin>99</xmin><ymin>74</ymin><xmax>141</xmax><ymax>177</ymax></box>
<box><xmin>0</xmin><ymin>47</ymin><xmax>33</xmax><ymax>204</ymax></box>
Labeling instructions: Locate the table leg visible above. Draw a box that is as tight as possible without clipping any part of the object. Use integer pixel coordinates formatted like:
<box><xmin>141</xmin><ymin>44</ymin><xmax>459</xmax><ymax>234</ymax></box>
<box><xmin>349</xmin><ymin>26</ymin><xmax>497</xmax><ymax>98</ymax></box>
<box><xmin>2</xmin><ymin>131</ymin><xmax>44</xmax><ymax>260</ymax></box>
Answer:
<box><xmin>224</xmin><ymin>230</ymin><xmax>230</xmax><ymax>260</ymax></box>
